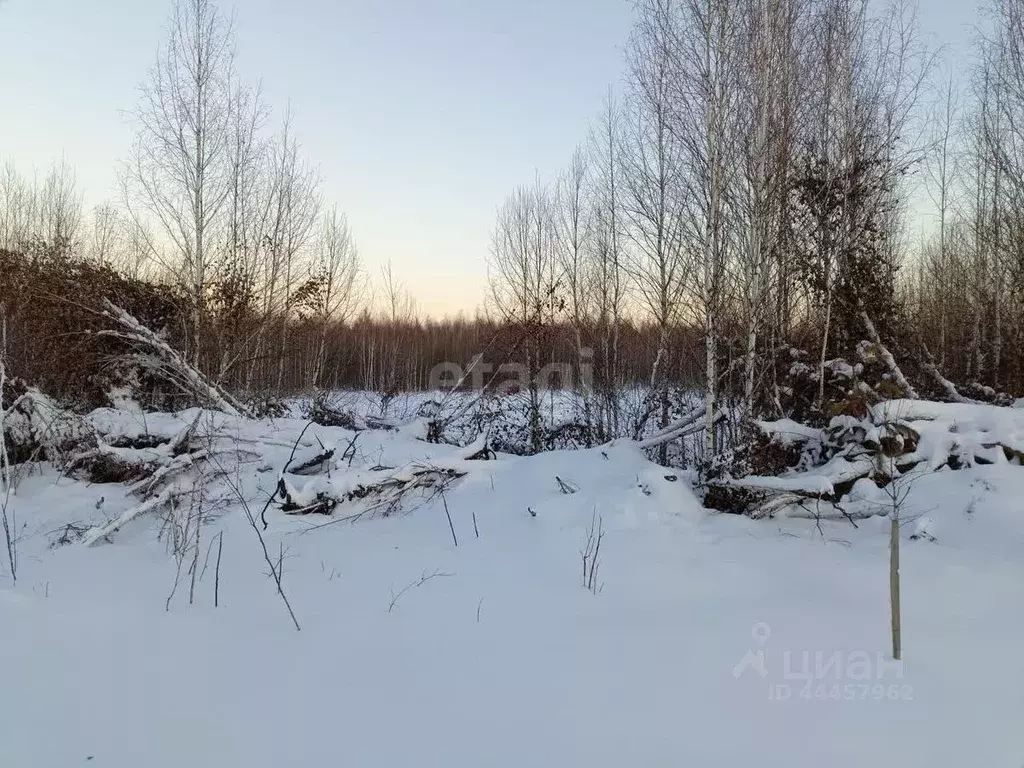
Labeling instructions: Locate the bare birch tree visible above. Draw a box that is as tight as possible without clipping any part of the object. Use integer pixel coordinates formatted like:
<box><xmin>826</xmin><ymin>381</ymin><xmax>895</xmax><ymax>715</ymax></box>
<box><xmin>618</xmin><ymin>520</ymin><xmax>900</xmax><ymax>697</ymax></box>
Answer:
<box><xmin>622</xmin><ymin>0</ymin><xmax>691</xmax><ymax>457</ymax></box>
<box><xmin>38</xmin><ymin>157</ymin><xmax>82</xmax><ymax>253</ymax></box>
<box><xmin>88</xmin><ymin>203</ymin><xmax>122</xmax><ymax>268</ymax></box>
<box><xmin>673</xmin><ymin>0</ymin><xmax>741</xmax><ymax>455</ymax></box>
<box><xmin>924</xmin><ymin>74</ymin><xmax>960</xmax><ymax>369</ymax></box>
<box><xmin>122</xmin><ymin>0</ymin><xmax>237</xmax><ymax>365</ymax></box>
<box><xmin>0</xmin><ymin>159</ymin><xmax>82</xmax><ymax>254</ymax></box>
<box><xmin>217</xmin><ymin>79</ymin><xmax>271</xmax><ymax>386</ymax></box>
<box><xmin>589</xmin><ymin>92</ymin><xmax>629</xmax><ymax>438</ymax></box>
<box><xmin>489</xmin><ymin>179</ymin><xmax>559</xmax><ymax>452</ymax></box>
<box><xmin>555</xmin><ymin>147</ymin><xmax>596</xmax><ymax>437</ymax></box>
<box><xmin>302</xmin><ymin>207</ymin><xmax>362</xmax><ymax>388</ymax></box>
<box><xmin>733</xmin><ymin>0</ymin><xmax>802</xmax><ymax>417</ymax></box>
<box><xmin>260</xmin><ymin>111</ymin><xmax>322</xmax><ymax>392</ymax></box>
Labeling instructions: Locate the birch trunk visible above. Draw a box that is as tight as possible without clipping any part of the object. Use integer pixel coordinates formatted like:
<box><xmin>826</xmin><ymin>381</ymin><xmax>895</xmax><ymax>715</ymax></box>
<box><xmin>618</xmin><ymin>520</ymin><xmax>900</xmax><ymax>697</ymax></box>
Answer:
<box><xmin>705</xmin><ymin>311</ymin><xmax>716</xmax><ymax>457</ymax></box>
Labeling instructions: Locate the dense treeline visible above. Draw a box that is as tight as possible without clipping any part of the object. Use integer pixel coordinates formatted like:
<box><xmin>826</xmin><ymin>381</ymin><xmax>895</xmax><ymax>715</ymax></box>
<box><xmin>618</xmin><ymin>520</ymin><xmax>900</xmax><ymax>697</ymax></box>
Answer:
<box><xmin>483</xmin><ymin>0</ymin><xmax>1024</xmax><ymax>456</ymax></box>
<box><xmin>0</xmin><ymin>241</ymin><xmax>710</xmax><ymax>405</ymax></box>
<box><xmin>903</xmin><ymin>0</ymin><xmax>1024</xmax><ymax>392</ymax></box>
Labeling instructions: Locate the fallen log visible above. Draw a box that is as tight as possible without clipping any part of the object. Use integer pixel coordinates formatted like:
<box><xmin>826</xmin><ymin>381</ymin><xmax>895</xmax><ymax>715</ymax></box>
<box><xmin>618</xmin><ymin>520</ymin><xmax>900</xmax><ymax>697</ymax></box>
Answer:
<box><xmin>859</xmin><ymin>311</ymin><xmax>919</xmax><ymax>399</ymax></box>
<box><xmin>308</xmin><ymin>396</ymin><xmax>397</xmax><ymax>432</ymax></box>
<box><xmin>638</xmin><ymin>409</ymin><xmax>725</xmax><ymax>450</ymax></box>
<box><xmin>644</xmin><ymin>405</ymin><xmax>707</xmax><ymax>442</ymax></box>
<box><xmin>78</xmin><ymin>414</ymin><xmax>259</xmax><ymax>546</ymax></box>
<box><xmin>919</xmin><ymin>346</ymin><xmax>980</xmax><ymax>405</ymax></box>
<box><xmin>711</xmin><ymin>454</ymin><xmax>873</xmax><ymax>497</ymax></box>
<box><xmin>277</xmin><ymin>462</ymin><xmax>468</xmax><ymax>518</ymax></box>
<box><xmin>99</xmin><ymin>300</ymin><xmax>251</xmax><ymax>418</ymax></box>
<box><xmin>750</xmin><ymin>492</ymin><xmax>804</xmax><ymax>519</ymax></box>
<box><xmin>783</xmin><ymin>498</ymin><xmax>882</xmax><ymax>522</ymax></box>
<box><xmin>458</xmin><ymin>434</ymin><xmax>495</xmax><ymax>461</ymax></box>
<box><xmin>81</xmin><ymin>488</ymin><xmax>179</xmax><ymax>547</ymax></box>
<box><xmin>286</xmin><ymin>444</ymin><xmax>337</xmax><ymax>476</ymax></box>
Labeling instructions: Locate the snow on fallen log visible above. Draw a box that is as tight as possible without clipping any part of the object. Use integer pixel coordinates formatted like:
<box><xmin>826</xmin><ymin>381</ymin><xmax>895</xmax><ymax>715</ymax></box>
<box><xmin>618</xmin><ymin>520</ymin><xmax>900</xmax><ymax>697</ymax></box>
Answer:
<box><xmin>755</xmin><ymin>419</ymin><xmax>824</xmax><ymax>446</ymax></box>
<box><xmin>308</xmin><ymin>395</ymin><xmax>397</xmax><ymax>432</ymax></box>
<box><xmin>276</xmin><ymin>434</ymin><xmax>492</xmax><ymax>494</ymax></box>
<box><xmin>638</xmin><ymin>409</ymin><xmax>724</xmax><ymax>450</ymax></box>
<box><xmin>457</xmin><ymin>434</ymin><xmax>495</xmax><ymax>460</ymax></box>
<box><xmin>747</xmin><ymin>486</ymin><xmax>885</xmax><ymax>522</ymax></box>
<box><xmin>98</xmin><ymin>299</ymin><xmax>251</xmax><ymax>418</ymax></box>
<box><xmin>716</xmin><ymin>474</ymin><xmax>834</xmax><ymax>496</ymax></box>
<box><xmin>285</xmin><ymin>443</ymin><xmax>337</xmax><ymax>476</ymax></box>
<box><xmin>871</xmin><ymin>401</ymin><xmax>1024</xmax><ymax>457</ymax></box>
<box><xmin>749</xmin><ymin>492</ymin><xmax>805</xmax><ymax>519</ymax></box>
<box><xmin>713</xmin><ymin>452</ymin><xmax>873</xmax><ymax>502</ymax></box>
<box><xmin>167</xmin><ymin>411</ymin><xmax>203</xmax><ymax>454</ymax></box>
<box><xmin>2</xmin><ymin>385</ymin><xmax>94</xmax><ymax>466</ymax></box>
<box><xmin>77</xmin><ymin>409</ymin><xmax>263</xmax><ymax>546</ymax></box>
<box><xmin>70</xmin><ymin>411</ymin><xmax>210</xmax><ymax>480</ymax></box>
<box><xmin>277</xmin><ymin>459</ymin><xmax>469</xmax><ymax>517</ymax></box>
<box><xmin>859</xmin><ymin>311</ymin><xmax>919</xmax><ymax>399</ymax></box>
<box><xmin>644</xmin><ymin>405</ymin><xmax>707</xmax><ymax>442</ymax></box>
<box><xmin>80</xmin><ymin>435</ymin><xmax>256</xmax><ymax>546</ymax></box>
<box><xmin>816</xmin><ymin>454</ymin><xmax>876</xmax><ymax>488</ymax></box>
<box><xmin>0</xmin><ymin>393</ymin><xmax>29</xmax><ymax>426</ymax></box>
<box><xmin>127</xmin><ymin>449</ymin><xmax>209</xmax><ymax>499</ymax></box>
<box><xmin>871</xmin><ymin>399</ymin><xmax>1013</xmax><ymax>424</ymax></box>
<box><xmin>780</xmin><ymin>498</ymin><xmax>884</xmax><ymax>522</ymax></box>
<box><xmin>81</xmin><ymin>487</ymin><xmax>179</xmax><ymax>546</ymax></box>
<box><xmin>920</xmin><ymin>351</ymin><xmax>979</xmax><ymax>405</ymax></box>
<box><xmin>876</xmin><ymin>415</ymin><xmax>1024</xmax><ymax>471</ymax></box>
<box><xmin>723</xmin><ymin>392</ymin><xmax>1024</xmax><ymax>517</ymax></box>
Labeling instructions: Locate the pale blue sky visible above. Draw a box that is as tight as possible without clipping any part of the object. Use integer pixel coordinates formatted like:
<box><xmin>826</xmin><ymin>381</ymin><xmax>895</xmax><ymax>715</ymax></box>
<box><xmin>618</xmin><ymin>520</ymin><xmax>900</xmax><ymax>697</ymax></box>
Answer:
<box><xmin>0</xmin><ymin>0</ymin><xmax>981</xmax><ymax>316</ymax></box>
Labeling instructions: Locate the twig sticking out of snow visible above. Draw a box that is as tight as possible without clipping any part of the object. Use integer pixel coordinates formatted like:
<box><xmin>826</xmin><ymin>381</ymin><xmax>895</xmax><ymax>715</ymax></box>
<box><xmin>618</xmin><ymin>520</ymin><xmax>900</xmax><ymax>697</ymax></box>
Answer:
<box><xmin>441</xmin><ymin>491</ymin><xmax>458</xmax><ymax>547</ymax></box>
<box><xmin>1</xmin><ymin>313</ymin><xmax>17</xmax><ymax>582</ymax></box>
<box><xmin>581</xmin><ymin>510</ymin><xmax>604</xmax><ymax>594</ymax></box>
<box><xmin>208</xmin><ymin>452</ymin><xmax>302</xmax><ymax>632</ymax></box>
<box><xmin>555</xmin><ymin>476</ymin><xmax>579</xmax><ymax>494</ymax></box>
<box><xmin>388</xmin><ymin>569</ymin><xmax>453</xmax><ymax>613</ymax></box>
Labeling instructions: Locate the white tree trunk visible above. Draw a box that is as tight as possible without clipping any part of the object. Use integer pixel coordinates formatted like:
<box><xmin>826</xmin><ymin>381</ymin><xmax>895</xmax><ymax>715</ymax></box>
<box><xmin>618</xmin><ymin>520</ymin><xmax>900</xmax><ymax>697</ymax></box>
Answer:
<box><xmin>705</xmin><ymin>313</ymin><xmax>717</xmax><ymax>457</ymax></box>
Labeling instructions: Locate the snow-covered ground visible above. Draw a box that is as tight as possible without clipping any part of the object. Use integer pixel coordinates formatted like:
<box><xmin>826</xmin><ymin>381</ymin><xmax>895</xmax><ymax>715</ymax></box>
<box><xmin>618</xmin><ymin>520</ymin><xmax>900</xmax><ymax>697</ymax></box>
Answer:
<box><xmin>2</xmin><ymin>406</ymin><xmax>1023</xmax><ymax>767</ymax></box>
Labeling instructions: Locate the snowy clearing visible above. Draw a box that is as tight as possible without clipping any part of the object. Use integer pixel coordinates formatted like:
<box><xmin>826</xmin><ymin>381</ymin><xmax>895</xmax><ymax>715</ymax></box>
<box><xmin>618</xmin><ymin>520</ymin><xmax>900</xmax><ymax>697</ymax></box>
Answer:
<box><xmin>1</xmin><ymin>405</ymin><xmax>1022</xmax><ymax>767</ymax></box>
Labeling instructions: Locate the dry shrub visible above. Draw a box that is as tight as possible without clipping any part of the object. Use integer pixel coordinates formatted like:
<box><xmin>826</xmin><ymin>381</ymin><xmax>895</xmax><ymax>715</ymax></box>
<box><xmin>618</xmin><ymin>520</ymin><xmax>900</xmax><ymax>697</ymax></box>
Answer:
<box><xmin>0</xmin><ymin>247</ymin><xmax>187</xmax><ymax>409</ymax></box>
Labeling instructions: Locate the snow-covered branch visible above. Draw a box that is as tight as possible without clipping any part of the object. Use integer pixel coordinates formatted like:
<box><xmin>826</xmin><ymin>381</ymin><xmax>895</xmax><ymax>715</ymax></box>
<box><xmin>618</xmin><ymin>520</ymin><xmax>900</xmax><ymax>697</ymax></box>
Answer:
<box><xmin>99</xmin><ymin>299</ymin><xmax>251</xmax><ymax>418</ymax></box>
<box><xmin>859</xmin><ymin>311</ymin><xmax>919</xmax><ymax>399</ymax></box>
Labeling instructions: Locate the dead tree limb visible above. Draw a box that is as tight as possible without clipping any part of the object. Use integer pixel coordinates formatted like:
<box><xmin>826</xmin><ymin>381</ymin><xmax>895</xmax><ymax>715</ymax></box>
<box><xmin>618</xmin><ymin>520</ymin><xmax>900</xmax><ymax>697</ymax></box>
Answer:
<box><xmin>99</xmin><ymin>299</ymin><xmax>251</xmax><ymax>418</ymax></box>
<box><xmin>920</xmin><ymin>345</ymin><xmax>979</xmax><ymax>404</ymax></box>
<box><xmin>860</xmin><ymin>311</ymin><xmax>919</xmax><ymax>399</ymax></box>
<box><xmin>638</xmin><ymin>410</ymin><xmax>725</xmax><ymax>450</ymax></box>
<box><xmin>82</xmin><ymin>488</ymin><xmax>179</xmax><ymax>546</ymax></box>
